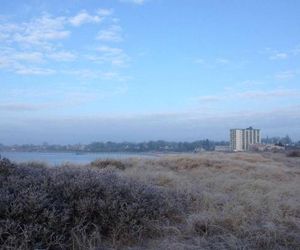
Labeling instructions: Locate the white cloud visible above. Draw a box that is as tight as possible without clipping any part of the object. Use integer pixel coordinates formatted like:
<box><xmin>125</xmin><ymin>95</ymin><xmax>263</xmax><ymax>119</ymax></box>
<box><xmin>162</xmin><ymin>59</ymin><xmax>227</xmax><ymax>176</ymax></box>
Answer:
<box><xmin>0</xmin><ymin>103</ymin><xmax>40</xmax><ymax>111</ymax></box>
<box><xmin>0</xmin><ymin>10</ymin><xmax>130</xmax><ymax>78</ymax></box>
<box><xmin>0</xmin><ymin>59</ymin><xmax>10</xmax><ymax>68</ymax></box>
<box><xmin>62</xmin><ymin>69</ymin><xmax>129</xmax><ymax>81</ymax></box>
<box><xmin>196</xmin><ymin>95</ymin><xmax>222</xmax><ymax>103</ymax></box>
<box><xmin>100</xmin><ymin>71</ymin><xmax>130</xmax><ymax>81</ymax></box>
<box><xmin>216</xmin><ymin>58</ymin><xmax>230</xmax><ymax>64</ymax></box>
<box><xmin>0</xmin><ymin>47</ymin><xmax>76</xmax><ymax>74</ymax></box>
<box><xmin>15</xmin><ymin>66</ymin><xmax>55</xmax><ymax>75</ymax></box>
<box><xmin>0</xmin><ymin>82</ymin><xmax>129</xmax><ymax>116</ymax></box>
<box><xmin>47</xmin><ymin>51</ymin><xmax>76</xmax><ymax>61</ymax></box>
<box><xmin>86</xmin><ymin>45</ymin><xmax>130</xmax><ymax>66</ymax></box>
<box><xmin>13</xmin><ymin>15</ymin><xmax>69</xmax><ymax>46</ymax></box>
<box><xmin>69</xmin><ymin>10</ymin><xmax>102</xmax><ymax>27</ymax></box>
<box><xmin>269</xmin><ymin>52</ymin><xmax>288</xmax><ymax>60</ymax></box>
<box><xmin>236</xmin><ymin>89</ymin><xmax>300</xmax><ymax>99</ymax></box>
<box><xmin>194</xmin><ymin>57</ymin><xmax>233</xmax><ymax>68</ymax></box>
<box><xmin>1</xmin><ymin>11</ymin><xmax>107</xmax><ymax>48</ymax></box>
<box><xmin>265</xmin><ymin>45</ymin><xmax>300</xmax><ymax>60</ymax></box>
<box><xmin>0</xmin><ymin>32</ymin><xmax>9</xmax><ymax>41</ymax></box>
<box><xmin>195</xmin><ymin>88</ymin><xmax>300</xmax><ymax>104</ymax></box>
<box><xmin>0</xmin><ymin>23</ymin><xmax>22</xmax><ymax>41</ymax></box>
<box><xmin>13</xmin><ymin>51</ymin><xmax>44</xmax><ymax>63</ymax></box>
<box><xmin>275</xmin><ymin>70</ymin><xmax>296</xmax><ymax>80</ymax></box>
<box><xmin>238</xmin><ymin>80</ymin><xmax>264</xmax><ymax>87</ymax></box>
<box><xmin>62</xmin><ymin>69</ymin><xmax>97</xmax><ymax>78</ymax></box>
<box><xmin>97</xmin><ymin>9</ymin><xmax>114</xmax><ymax>17</ymax></box>
<box><xmin>0</xmin><ymin>10</ymin><xmax>114</xmax><ymax>48</ymax></box>
<box><xmin>97</xmin><ymin>46</ymin><xmax>123</xmax><ymax>54</ymax></box>
<box><xmin>292</xmin><ymin>45</ymin><xmax>300</xmax><ymax>56</ymax></box>
<box><xmin>194</xmin><ymin>58</ymin><xmax>205</xmax><ymax>64</ymax></box>
<box><xmin>2</xmin><ymin>105</ymin><xmax>300</xmax><ymax>143</ymax></box>
<box><xmin>119</xmin><ymin>0</ymin><xmax>146</xmax><ymax>5</ymax></box>
<box><xmin>96</xmin><ymin>25</ymin><xmax>123</xmax><ymax>42</ymax></box>
<box><xmin>0</xmin><ymin>48</ymin><xmax>42</xmax><ymax>67</ymax></box>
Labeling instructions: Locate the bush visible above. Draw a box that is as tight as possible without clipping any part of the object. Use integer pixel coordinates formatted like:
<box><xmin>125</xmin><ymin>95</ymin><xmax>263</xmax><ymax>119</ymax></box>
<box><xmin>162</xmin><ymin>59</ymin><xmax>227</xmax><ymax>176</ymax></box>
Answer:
<box><xmin>90</xmin><ymin>159</ymin><xmax>127</xmax><ymax>170</ymax></box>
<box><xmin>0</xmin><ymin>156</ymin><xmax>16</xmax><ymax>177</ymax></box>
<box><xmin>0</xmin><ymin>162</ymin><xmax>187</xmax><ymax>249</ymax></box>
<box><xmin>286</xmin><ymin>150</ymin><xmax>300</xmax><ymax>157</ymax></box>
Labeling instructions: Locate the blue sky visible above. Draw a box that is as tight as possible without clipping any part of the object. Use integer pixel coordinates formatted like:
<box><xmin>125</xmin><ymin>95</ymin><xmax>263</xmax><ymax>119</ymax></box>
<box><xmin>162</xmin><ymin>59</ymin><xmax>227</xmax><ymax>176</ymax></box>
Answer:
<box><xmin>0</xmin><ymin>0</ymin><xmax>300</xmax><ymax>144</ymax></box>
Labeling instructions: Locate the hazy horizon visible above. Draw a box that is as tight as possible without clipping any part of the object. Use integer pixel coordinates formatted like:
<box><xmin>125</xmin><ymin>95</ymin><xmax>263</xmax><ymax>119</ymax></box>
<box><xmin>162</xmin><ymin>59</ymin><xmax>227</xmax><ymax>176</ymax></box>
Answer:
<box><xmin>1</xmin><ymin>0</ymin><xmax>300</xmax><ymax>144</ymax></box>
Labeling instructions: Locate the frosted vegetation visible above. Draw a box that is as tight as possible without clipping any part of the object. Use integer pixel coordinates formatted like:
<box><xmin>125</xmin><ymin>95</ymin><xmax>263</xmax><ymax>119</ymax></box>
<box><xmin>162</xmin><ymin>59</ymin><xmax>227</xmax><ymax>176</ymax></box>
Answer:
<box><xmin>0</xmin><ymin>152</ymin><xmax>299</xmax><ymax>249</ymax></box>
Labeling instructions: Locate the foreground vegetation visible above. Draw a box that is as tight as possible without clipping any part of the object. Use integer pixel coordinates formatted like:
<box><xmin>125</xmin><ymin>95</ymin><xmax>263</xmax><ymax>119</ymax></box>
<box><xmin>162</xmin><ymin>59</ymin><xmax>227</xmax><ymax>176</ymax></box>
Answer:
<box><xmin>0</xmin><ymin>152</ymin><xmax>299</xmax><ymax>249</ymax></box>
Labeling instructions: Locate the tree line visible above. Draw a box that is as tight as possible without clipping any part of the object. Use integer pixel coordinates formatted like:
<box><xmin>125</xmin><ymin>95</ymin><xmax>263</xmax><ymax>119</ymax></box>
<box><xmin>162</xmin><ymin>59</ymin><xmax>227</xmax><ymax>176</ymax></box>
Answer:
<box><xmin>0</xmin><ymin>140</ymin><xmax>228</xmax><ymax>153</ymax></box>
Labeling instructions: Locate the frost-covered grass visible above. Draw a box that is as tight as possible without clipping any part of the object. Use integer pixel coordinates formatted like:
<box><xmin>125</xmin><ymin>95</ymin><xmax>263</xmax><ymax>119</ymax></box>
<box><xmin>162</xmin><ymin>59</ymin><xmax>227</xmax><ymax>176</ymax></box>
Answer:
<box><xmin>1</xmin><ymin>152</ymin><xmax>299</xmax><ymax>249</ymax></box>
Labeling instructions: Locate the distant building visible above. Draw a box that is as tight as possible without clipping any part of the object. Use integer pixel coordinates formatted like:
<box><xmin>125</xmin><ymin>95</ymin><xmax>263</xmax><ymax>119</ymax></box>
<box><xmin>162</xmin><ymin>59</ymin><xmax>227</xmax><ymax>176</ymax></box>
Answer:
<box><xmin>194</xmin><ymin>147</ymin><xmax>206</xmax><ymax>153</ymax></box>
<box><xmin>230</xmin><ymin>127</ymin><xmax>261</xmax><ymax>151</ymax></box>
<box><xmin>249</xmin><ymin>143</ymin><xmax>284</xmax><ymax>152</ymax></box>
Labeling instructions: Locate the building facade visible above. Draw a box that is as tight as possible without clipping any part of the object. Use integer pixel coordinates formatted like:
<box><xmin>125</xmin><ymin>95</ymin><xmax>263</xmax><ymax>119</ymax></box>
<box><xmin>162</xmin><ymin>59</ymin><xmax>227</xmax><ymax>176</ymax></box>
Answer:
<box><xmin>230</xmin><ymin>127</ymin><xmax>260</xmax><ymax>151</ymax></box>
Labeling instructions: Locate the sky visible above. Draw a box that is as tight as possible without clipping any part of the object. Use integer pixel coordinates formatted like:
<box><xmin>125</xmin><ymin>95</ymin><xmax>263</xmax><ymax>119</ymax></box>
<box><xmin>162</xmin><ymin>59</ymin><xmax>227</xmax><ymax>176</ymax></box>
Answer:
<box><xmin>0</xmin><ymin>0</ymin><xmax>300</xmax><ymax>144</ymax></box>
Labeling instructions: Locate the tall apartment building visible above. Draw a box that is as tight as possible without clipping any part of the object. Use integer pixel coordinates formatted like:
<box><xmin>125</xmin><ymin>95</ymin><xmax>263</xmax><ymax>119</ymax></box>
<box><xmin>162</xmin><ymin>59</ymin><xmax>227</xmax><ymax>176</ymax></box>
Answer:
<box><xmin>230</xmin><ymin>127</ymin><xmax>261</xmax><ymax>151</ymax></box>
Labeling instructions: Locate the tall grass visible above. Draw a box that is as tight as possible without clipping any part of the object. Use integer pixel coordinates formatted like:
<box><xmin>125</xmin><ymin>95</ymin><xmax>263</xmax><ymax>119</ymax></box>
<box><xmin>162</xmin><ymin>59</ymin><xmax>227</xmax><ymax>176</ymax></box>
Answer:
<box><xmin>1</xmin><ymin>152</ymin><xmax>300</xmax><ymax>249</ymax></box>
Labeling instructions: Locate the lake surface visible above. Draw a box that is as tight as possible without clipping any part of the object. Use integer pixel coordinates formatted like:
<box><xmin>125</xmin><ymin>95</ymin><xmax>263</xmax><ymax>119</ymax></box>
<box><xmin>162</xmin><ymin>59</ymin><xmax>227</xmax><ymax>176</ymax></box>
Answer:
<box><xmin>0</xmin><ymin>151</ymin><xmax>160</xmax><ymax>165</ymax></box>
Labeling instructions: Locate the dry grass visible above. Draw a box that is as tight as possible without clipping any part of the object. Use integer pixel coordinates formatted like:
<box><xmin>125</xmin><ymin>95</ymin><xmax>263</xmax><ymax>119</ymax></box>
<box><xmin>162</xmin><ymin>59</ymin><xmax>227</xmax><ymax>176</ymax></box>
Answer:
<box><xmin>1</xmin><ymin>152</ymin><xmax>300</xmax><ymax>249</ymax></box>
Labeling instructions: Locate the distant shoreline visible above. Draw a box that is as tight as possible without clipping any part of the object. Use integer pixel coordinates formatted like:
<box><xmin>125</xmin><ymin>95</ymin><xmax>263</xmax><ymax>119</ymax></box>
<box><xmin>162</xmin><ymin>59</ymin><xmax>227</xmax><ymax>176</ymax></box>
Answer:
<box><xmin>0</xmin><ymin>150</ymin><xmax>197</xmax><ymax>154</ymax></box>
<box><xmin>0</xmin><ymin>151</ymin><xmax>195</xmax><ymax>165</ymax></box>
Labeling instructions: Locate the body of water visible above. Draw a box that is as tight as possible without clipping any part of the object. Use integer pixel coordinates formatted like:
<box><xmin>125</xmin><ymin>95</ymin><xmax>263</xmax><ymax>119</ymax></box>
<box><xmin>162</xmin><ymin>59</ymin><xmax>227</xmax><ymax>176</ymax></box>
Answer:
<box><xmin>0</xmin><ymin>151</ymin><xmax>159</xmax><ymax>165</ymax></box>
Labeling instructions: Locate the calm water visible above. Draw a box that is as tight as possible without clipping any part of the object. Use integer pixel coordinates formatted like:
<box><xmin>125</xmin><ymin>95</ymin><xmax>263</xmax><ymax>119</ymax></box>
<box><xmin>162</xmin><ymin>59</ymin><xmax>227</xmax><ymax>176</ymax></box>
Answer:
<box><xmin>0</xmin><ymin>151</ymin><xmax>159</xmax><ymax>165</ymax></box>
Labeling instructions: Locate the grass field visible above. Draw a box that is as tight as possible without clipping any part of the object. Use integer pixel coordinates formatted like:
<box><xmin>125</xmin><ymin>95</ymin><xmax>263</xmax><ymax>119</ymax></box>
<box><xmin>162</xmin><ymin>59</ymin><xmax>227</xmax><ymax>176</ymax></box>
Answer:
<box><xmin>1</xmin><ymin>152</ymin><xmax>299</xmax><ymax>249</ymax></box>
